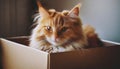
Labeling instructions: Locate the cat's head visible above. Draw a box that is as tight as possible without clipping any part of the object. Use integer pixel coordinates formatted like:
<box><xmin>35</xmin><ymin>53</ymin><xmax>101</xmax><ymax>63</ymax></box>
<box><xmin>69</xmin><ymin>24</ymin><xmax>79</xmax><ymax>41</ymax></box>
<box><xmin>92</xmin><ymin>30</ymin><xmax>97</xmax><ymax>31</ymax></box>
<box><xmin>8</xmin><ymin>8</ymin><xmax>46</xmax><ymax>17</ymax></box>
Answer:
<box><xmin>33</xmin><ymin>1</ymin><xmax>84</xmax><ymax>46</ymax></box>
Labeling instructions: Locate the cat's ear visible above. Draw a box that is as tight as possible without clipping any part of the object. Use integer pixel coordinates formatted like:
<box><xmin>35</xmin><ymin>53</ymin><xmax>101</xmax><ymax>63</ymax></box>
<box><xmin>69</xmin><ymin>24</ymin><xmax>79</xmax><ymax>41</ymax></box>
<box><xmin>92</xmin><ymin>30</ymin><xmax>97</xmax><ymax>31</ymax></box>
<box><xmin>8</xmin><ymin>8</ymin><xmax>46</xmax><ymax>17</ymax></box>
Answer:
<box><xmin>68</xmin><ymin>3</ymin><xmax>81</xmax><ymax>18</ymax></box>
<box><xmin>37</xmin><ymin>1</ymin><xmax>49</xmax><ymax>18</ymax></box>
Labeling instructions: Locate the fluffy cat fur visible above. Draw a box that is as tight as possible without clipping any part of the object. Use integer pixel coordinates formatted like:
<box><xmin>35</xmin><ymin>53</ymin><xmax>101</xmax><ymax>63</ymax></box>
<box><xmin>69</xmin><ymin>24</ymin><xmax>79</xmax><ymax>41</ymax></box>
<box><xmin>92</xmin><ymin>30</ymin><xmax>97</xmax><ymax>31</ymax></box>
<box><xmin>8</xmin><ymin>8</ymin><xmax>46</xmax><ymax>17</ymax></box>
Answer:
<box><xmin>29</xmin><ymin>1</ymin><xmax>103</xmax><ymax>53</ymax></box>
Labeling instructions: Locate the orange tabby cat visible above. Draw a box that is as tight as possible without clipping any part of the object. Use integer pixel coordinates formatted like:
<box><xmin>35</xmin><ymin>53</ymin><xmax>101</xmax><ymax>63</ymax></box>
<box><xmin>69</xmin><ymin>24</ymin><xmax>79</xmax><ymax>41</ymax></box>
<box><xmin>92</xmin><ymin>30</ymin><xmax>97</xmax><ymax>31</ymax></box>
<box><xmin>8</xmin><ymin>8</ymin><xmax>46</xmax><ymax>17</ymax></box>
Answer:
<box><xmin>29</xmin><ymin>1</ymin><xmax>103</xmax><ymax>53</ymax></box>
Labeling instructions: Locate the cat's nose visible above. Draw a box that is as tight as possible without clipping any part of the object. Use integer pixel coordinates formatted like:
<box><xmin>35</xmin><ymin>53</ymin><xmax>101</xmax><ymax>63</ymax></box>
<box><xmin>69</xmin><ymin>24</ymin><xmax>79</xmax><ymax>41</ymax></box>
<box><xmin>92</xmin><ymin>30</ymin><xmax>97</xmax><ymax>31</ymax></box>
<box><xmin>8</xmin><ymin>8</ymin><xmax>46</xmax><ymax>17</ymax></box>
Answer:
<box><xmin>54</xmin><ymin>38</ymin><xmax>58</xmax><ymax>42</ymax></box>
<box><xmin>52</xmin><ymin>37</ymin><xmax>59</xmax><ymax>42</ymax></box>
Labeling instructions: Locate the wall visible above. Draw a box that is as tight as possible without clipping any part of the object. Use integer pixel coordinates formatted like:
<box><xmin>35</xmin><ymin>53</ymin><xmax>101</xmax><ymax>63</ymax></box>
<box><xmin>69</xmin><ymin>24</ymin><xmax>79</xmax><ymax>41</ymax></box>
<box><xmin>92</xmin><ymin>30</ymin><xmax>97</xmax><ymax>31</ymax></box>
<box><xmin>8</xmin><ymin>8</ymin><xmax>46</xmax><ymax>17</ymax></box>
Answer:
<box><xmin>0</xmin><ymin>0</ymin><xmax>34</xmax><ymax>37</ymax></box>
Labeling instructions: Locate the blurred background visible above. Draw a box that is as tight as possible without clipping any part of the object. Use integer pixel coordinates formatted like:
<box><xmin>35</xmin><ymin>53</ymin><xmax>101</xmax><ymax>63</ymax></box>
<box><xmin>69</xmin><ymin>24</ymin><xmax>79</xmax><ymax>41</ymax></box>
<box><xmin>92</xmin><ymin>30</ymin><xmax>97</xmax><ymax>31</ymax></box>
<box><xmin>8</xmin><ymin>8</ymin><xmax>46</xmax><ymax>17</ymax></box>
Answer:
<box><xmin>0</xmin><ymin>0</ymin><xmax>120</xmax><ymax>42</ymax></box>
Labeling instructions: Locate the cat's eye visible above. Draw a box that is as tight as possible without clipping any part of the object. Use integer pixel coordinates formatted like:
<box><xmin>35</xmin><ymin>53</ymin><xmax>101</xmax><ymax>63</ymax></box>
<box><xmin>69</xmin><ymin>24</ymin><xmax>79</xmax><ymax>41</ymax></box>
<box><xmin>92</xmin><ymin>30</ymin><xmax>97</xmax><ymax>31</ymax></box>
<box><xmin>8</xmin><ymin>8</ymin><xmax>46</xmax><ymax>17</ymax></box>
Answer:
<box><xmin>46</xmin><ymin>26</ymin><xmax>51</xmax><ymax>31</ymax></box>
<box><xmin>61</xmin><ymin>27</ymin><xmax>68</xmax><ymax>32</ymax></box>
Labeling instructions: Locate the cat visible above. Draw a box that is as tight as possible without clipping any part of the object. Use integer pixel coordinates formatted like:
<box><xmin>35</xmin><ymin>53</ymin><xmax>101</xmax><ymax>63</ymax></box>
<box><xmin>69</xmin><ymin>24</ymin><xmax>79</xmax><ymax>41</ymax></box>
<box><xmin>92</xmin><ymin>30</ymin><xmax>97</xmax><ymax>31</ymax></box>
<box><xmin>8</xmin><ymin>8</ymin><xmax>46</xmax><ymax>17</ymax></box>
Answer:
<box><xmin>29</xmin><ymin>1</ymin><xmax>103</xmax><ymax>53</ymax></box>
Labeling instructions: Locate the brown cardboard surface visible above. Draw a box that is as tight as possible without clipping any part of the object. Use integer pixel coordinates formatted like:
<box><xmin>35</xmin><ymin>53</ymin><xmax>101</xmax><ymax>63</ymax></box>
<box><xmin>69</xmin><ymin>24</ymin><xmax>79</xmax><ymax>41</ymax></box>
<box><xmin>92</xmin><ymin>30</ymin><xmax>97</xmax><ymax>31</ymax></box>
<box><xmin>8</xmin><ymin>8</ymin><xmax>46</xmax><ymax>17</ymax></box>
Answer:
<box><xmin>1</xmin><ymin>36</ymin><xmax>120</xmax><ymax>69</ymax></box>
<box><xmin>0</xmin><ymin>38</ymin><xmax>48</xmax><ymax>69</ymax></box>
<box><xmin>50</xmin><ymin>46</ymin><xmax>120</xmax><ymax>69</ymax></box>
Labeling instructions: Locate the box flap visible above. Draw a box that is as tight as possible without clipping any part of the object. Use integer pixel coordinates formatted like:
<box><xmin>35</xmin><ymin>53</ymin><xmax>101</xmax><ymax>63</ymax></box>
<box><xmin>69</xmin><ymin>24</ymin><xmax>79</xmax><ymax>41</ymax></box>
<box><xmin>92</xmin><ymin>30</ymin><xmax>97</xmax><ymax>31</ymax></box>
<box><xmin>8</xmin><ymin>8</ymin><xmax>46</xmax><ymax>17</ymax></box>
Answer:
<box><xmin>1</xmin><ymin>38</ymin><xmax>49</xmax><ymax>69</ymax></box>
<box><xmin>50</xmin><ymin>46</ymin><xmax>120</xmax><ymax>69</ymax></box>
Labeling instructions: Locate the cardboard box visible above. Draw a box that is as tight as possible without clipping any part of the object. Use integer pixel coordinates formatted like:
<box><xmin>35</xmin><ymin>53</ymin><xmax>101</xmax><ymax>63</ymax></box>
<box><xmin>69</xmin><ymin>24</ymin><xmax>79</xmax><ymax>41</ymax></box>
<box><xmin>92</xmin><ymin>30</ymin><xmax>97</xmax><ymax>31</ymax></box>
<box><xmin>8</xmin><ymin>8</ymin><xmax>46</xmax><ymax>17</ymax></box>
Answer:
<box><xmin>0</xmin><ymin>36</ymin><xmax>120</xmax><ymax>69</ymax></box>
